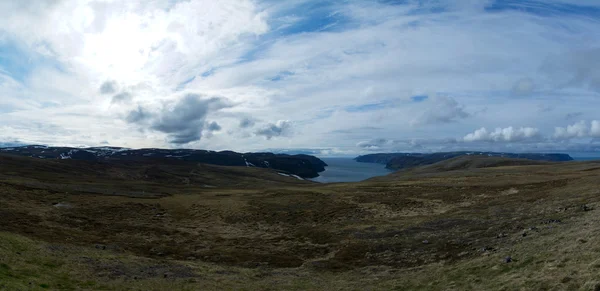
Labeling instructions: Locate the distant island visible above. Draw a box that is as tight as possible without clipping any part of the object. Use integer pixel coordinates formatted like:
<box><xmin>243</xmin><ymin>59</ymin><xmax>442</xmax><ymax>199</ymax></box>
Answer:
<box><xmin>0</xmin><ymin>145</ymin><xmax>328</xmax><ymax>178</ymax></box>
<box><xmin>355</xmin><ymin>151</ymin><xmax>574</xmax><ymax>170</ymax></box>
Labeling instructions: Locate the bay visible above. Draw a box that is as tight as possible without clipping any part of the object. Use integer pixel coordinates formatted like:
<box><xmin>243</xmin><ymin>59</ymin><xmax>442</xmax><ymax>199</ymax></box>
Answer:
<box><xmin>311</xmin><ymin>158</ymin><xmax>392</xmax><ymax>183</ymax></box>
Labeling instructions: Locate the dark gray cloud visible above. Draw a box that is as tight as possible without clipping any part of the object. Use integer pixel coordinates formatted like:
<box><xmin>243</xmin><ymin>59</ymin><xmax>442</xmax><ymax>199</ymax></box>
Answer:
<box><xmin>207</xmin><ymin>121</ymin><xmax>222</xmax><ymax>131</ymax></box>
<box><xmin>99</xmin><ymin>81</ymin><xmax>117</xmax><ymax>95</ymax></box>
<box><xmin>410</xmin><ymin>96</ymin><xmax>470</xmax><ymax>126</ymax></box>
<box><xmin>126</xmin><ymin>106</ymin><xmax>153</xmax><ymax>124</ymax></box>
<box><xmin>111</xmin><ymin>92</ymin><xmax>132</xmax><ymax>104</ymax></box>
<box><xmin>239</xmin><ymin>117</ymin><xmax>256</xmax><ymax>128</ymax></box>
<box><xmin>356</xmin><ymin>138</ymin><xmax>390</xmax><ymax>150</ymax></box>
<box><xmin>126</xmin><ymin>94</ymin><xmax>230</xmax><ymax>144</ymax></box>
<box><xmin>255</xmin><ymin>120</ymin><xmax>292</xmax><ymax>139</ymax></box>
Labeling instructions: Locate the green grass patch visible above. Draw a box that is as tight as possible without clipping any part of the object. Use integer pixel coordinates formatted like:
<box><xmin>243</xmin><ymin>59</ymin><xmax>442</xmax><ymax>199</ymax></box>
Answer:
<box><xmin>0</xmin><ymin>263</ymin><xmax>11</xmax><ymax>277</ymax></box>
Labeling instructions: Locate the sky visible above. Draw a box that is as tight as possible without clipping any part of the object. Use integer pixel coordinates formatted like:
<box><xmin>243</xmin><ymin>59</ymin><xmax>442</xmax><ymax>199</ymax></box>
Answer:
<box><xmin>1</xmin><ymin>0</ymin><xmax>600</xmax><ymax>156</ymax></box>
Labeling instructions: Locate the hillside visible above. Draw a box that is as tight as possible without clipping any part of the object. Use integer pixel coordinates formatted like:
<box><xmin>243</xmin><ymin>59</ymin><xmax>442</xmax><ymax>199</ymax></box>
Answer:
<box><xmin>355</xmin><ymin>151</ymin><xmax>573</xmax><ymax>170</ymax></box>
<box><xmin>0</xmin><ymin>154</ymin><xmax>312</xmax><ymax>197</ymax></box>
<box><xmin>2</xmin><ymin>154</ymin><xmax>600</xmax><ymax>289</ymax></box>
<box><xmin>0</xmin><ymin>146</ymin><xmax>327</xmax><ymax>178</ymax></box>
<box><xmin>401</xmin><ymin>155</ymin><xmax>549</xmax><ymax>173</ymax></box>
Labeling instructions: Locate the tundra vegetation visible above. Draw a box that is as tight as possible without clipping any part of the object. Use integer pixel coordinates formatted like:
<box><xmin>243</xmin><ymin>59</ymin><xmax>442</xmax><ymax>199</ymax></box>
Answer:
<box><xmin>1</xmin><ymin>154</ymin><xmax>600</xmax><ymax>290</ymax></box>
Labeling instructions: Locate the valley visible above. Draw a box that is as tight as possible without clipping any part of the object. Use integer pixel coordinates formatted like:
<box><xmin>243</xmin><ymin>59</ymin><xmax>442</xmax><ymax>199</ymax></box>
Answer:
<box><xmin>1</xmin><ymin>152</ymin><xmax>599</xmax><ymax>290</ymax></box>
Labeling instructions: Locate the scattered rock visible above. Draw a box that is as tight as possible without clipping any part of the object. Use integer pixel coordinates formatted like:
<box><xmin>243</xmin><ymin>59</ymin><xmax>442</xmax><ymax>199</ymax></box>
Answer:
<box><xmin>496</xmin><ymin>233</ymin><xmax>507</xmax><ymax>238</ymax></box>
<box><xmin>543</xmin><ymin>219</ymin><xmax>561</xmax><ymax>224</ymax></box>
<box><xmin>522</xmin><ymin>232</ymin><xmax>527</xmax><ymax>237</ymax></box>
<box><xmin>422</xmin><ymin>240</ymin><xmax>429</xmax><ymax>244</ymax></box>
<box><xmin>577</xmin><ymin>238</ymin><xmax>588</xmax><ymax>244</ymax></box>
<box><xmin>505</xmin><ymin>256</ymin><xmax>512</xmax><ymax>263</ymax></box>
<box><xmin>528</xmin><ymin>226</ymin><xmax>538</xmax><ymax>231</ymax></box>
<box><xmin>581</xmin><ymin>205</ymin><xmax>593</xmax><ymax>212</ymax></box>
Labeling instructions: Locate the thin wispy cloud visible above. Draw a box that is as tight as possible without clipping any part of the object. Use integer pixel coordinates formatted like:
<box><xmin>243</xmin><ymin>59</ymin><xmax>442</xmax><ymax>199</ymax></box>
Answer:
<box><xmin>0</xmin><ymin>0</ymin><xmax>599</xmax><ymax>154</ymax></box>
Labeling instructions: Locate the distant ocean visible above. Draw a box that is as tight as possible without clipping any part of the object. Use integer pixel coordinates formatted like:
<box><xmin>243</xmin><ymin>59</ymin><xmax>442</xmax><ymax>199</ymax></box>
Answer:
<box><xmin>312</xmin><ymin>156</ymin><xmax>600</xmax><ymax>183</ymax></box>
<box><xmin>311</xmin><ymin>158</ymin><xmax>392</xmax><ymax>183</ymax></box>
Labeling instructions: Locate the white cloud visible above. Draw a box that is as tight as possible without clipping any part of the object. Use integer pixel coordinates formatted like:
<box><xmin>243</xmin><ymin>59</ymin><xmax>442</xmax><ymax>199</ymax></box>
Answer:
<box><xmin>553</xmin><ymin>120</ymin><xmax>589</xmax><ymax>140</ymax></box>
<box><xmin>591</xmin><ymin>120</ymin><xmax>600</xmax><ymax>138</ymax></box>
<box><xmin>464</xmin><ymin>126</ymin><xmax>541</xmax><ymax>143</ymax></box>
<box><xmin>1</xmin><ymin>1</ymin><xmax>600</xmax><ymax>154</ymax></box>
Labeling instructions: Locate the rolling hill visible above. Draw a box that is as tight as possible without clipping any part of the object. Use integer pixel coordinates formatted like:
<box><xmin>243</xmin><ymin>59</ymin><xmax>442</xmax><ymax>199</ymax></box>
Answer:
<box><xmin>1</xmin><ymin>154</ymin><xmax>600</xmax><ymax>290</ymax></box>
<box><xmin>355</xmin><ymin>151</ymin><xmax>573</xmax><ymax>170</ymax></box>
<box><xmin>0</xmin><ymin>145</ymin><xmax>328</xmax><ymax>178</ymax></box>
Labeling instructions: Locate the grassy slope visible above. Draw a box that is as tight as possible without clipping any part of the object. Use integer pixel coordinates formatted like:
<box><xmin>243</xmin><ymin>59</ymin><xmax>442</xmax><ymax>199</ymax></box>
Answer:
<box><xmin>2</xmin><ymin>155</ymin><xmax>600</xmax><ymax>290</ymax></box>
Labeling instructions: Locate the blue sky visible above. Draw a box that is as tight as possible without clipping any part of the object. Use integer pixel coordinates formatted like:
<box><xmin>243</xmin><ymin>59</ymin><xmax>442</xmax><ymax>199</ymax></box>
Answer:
<box><xmin>1</xmin><ymin>0</ymin><xmax>600</xmax><ymax>155</ymax></box>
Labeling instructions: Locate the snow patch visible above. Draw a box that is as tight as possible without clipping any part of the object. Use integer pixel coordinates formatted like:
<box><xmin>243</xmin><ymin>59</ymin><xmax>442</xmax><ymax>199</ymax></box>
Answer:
<box><xmin>277</xmin><ymin>172</ymin><xmax>303</xmax><ymax>180</ymax></box>
<box><xmin>59</xmin><ymin>149</ymin><xmax>78</xmax><ymax>159</ymax></box>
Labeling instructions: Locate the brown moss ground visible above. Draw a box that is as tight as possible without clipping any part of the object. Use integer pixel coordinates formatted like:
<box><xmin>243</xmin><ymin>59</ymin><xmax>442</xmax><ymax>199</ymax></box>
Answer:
<box><xmin>1</xmin><ymin>156</ymin><xmax>600</xmax><ymax>290</ymax></box>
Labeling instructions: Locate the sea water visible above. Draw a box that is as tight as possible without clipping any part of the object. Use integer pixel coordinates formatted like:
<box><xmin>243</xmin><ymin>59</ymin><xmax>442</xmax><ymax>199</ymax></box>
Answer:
<box><xmin>312</xmin><ymin>156</ymin><xmax>600</xmax><ymax>183</ymax></box>
<box><xmin>311</xmin><ymin>158</ymin><xmax>393</xmax><ymax>183</ymax></box>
